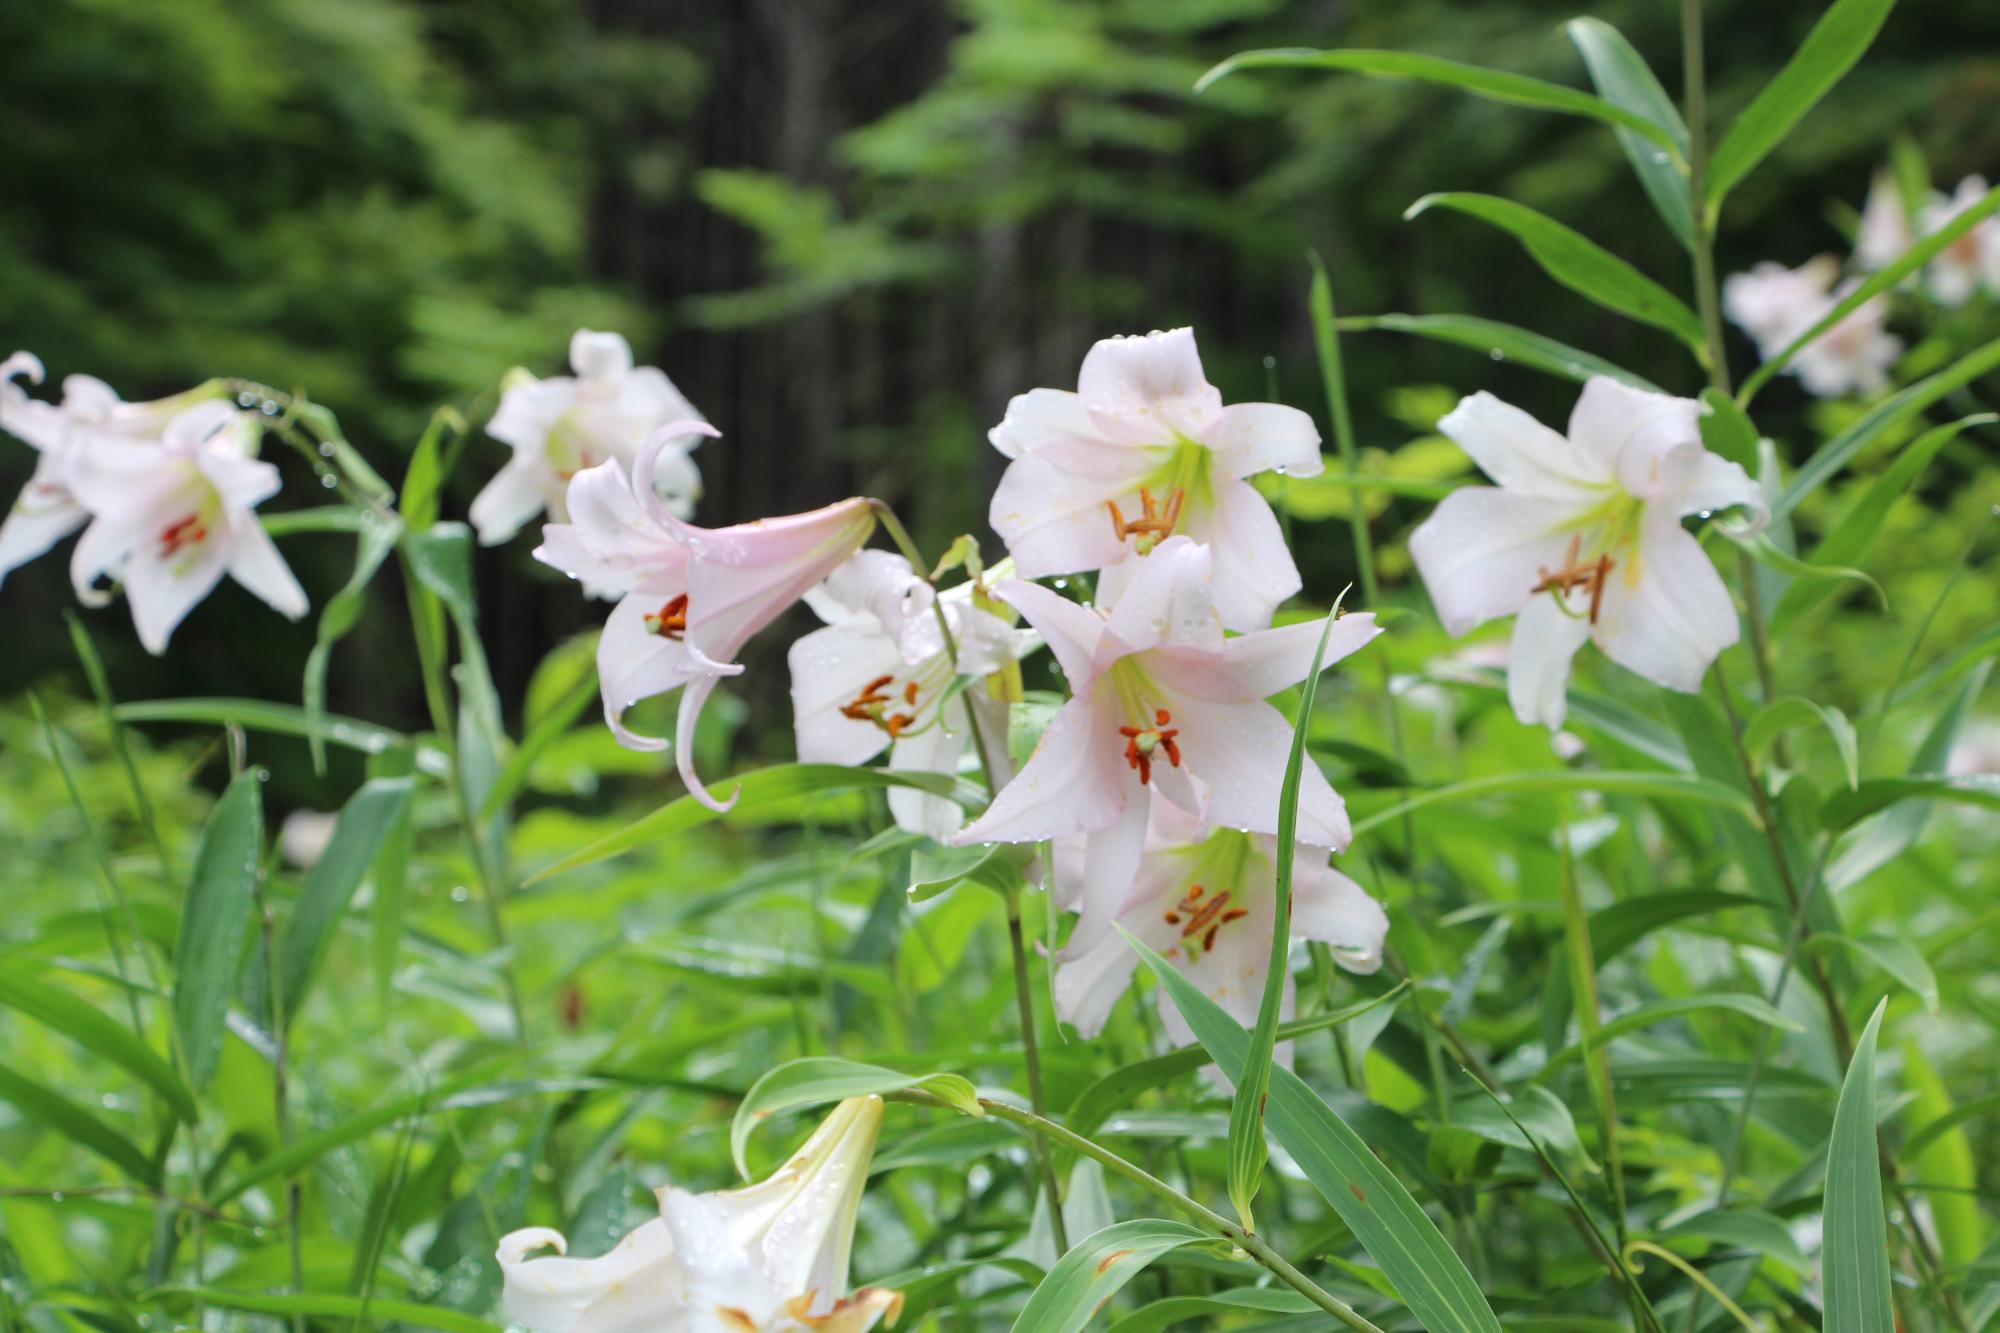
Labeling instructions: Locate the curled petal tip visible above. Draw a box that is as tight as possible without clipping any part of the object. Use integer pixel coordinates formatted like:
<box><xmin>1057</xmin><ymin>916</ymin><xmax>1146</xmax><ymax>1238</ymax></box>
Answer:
<box><xmin>1</xmin><ymin>351</ymin><xmax>45</xmax><ymax>386</ymax></box>
<box><xmin>497</xmin><ymin>1226</ymin><xmax>569</xmax><ymax>1264</ymax></box>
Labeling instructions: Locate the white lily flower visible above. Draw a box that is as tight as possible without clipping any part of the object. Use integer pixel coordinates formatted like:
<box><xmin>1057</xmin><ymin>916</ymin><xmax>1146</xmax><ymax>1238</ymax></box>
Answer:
<box><xmin>498</xmin><ymin>1097</ymin><xmax>900</xmax><ymax>1333</ymax></box>
<box><xmin>535</xmin><ymin>424</ymin><xmax>876</xmax><ymax>809</ymax></box>
<box><xmin>0</xmin><ymin>354</ymin><xmax>222</xmax><ymax>588</ymax></box>
<box><xmin>473</xmin><ymin>329</ymin><xmax>705</xmax><ymax>547</ymax></box>
<box><xmin>951</xmin><ymin>536</ymin><xmax>1379</xmax><ymax>955</ymax></box>
<box><xmin>1723</xmin><ymin>259</ymin><xmax>1901</xmax><ymax>398</ymax></box>
<box><xmin>1855</xmin><ymin>171</ymin><xmax>1916</xmax><ymax>273</ymax></box>
<box><xmin>789</xmin><ymin>550</ymin><xmax>1037</xmax><ymax>840</ymax></box>
<box><xmin>66</xmin><ymin>399</ymin><xmax>307</xmax><ymax>654</ymax></box>
<box><xmin>987</xmin><ymin>327</ymin><xmax>1321</xmax><ymax>631</ymax></box>
<box><xmin>1409</xmin><ymin>377</ymin><xmax>1767</xmax><ymax>731</ymax></box>
<box><xmin>1053</xmin><ymin>800</ymin><xmax>1385</xmax><ymax>1042</ymax></box>
<box><xmin>1918</xmin><ymin>176</ymin><xmax>2000</xmax><ymax>306</ymax></box>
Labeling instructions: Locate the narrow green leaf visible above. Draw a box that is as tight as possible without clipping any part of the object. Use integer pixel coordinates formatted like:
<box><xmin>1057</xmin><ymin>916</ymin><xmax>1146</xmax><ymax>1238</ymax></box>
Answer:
<box><xmin>1900</xmin><ymin>1040</ymin><xmax>1983</xmax><ymax>1268</ymax></box>
<box><xmin>1125</xmin><ymin>928</ymin><xmax>1502</xmax><ymax>1333</ymax></box>
<box><xmin>1657</xmin><ymin>1209</ymin><xmax>1810</xmax><ymax>1273</ymax></box>
<box><xmin>1699</xmin><ymin>388</ymin><xmax>1761</xmax><ymax>471</ymax></box>
<box><xmin>1337</xmin><ymin>313</ymin><xmax>1664</xmax><ymax>390</ymax></box>
<box><xmin>527</xmin><ymin>764</ymin><xmax>985</xmax><ymax>883</ymax></box>
<box><xmin>156</xmin><ymin>1288</ymin><xmax>501</xmax><ymax>1333</ymax></box>
<box><xmin>275</xmin><ymin>777</ymin><xmax>414</xmax><ymax>1025</ymax></box>
<box><xmin>1565</xmin><ymin>18</ymin><xmax>1694</xmax><ymax>249</ymax></box>
<box><xmin>1812</xmin><ymin>933</ymin><xmax>1939</xmax><ymax>1013</ymax></box>
<box><xmin>1775</xmin><ymin>335</ymin><xmax>2000</xmax><ymax>521</ymax></box>
<box><xmin>369</xmin><ymin>743</ymin><xmax>418</xmax><ymax>1011</ymax></box>
<box><xmin>115</xmin><ymin>698</ymin><xmax>448</xmax><ymax>775</ymax></box>
<box><xmin>397</xmin><ymin>406</ymin><xmax>467</xmax><ymax>534</ymax></box>
<box><xmin>1537</xmin><ymin>994</ymin><xmax>1802</xmax><ymax>1075</ymax></box>
<box><xmin>481</xmin><ymin>654</ymin><xmax>599</xmax><ymax>819</ymax></box>
<box><xmin>1831</xmin><ymin>663</ymin><xmax>1992</xmax><ymax>890</ymax></box>
<box><xmin>1450</xmin><ymin>1083</ymin><xmax>1593</xmax><ymax>1168</ymax></box>
<box><xmin>1822</xmin><ymin>1000</ymin><xmax>1892</xmax><ymax>1333</ymax></box>
<box><xmin>0</xmin><ymin>1065</ymin><xmax>159</xmax><ymax>1185</ymax></box>
<box><xmin>303</xmin><ymin>510</ymin><xmax>401</xmax><ymax>774</ymax></box>
<box><xmin>1105</xmin><ymin>1287</ymin><xmax>1317</xmax><ymax>1333</ymax></box>
<box><xmin>1228</xmin><ymin>613</ymin><xmax>1342</xmax><ymax>1233</ymax></box>
<box><xmin>1820</xmin><ymin>774</ymin><xmax>2000</xmax><ymax>830</ymax></box>
<box><xmin>1008</xmin><ymin>1219</ymin><xmax>1210</xmax><ymax>1333</ymax></box>
<box><xmin>174</xmin><ymin>769</ymin><xmax>264</xmax><ymax>1091</ymax></box>
<box><xmin>1732</xmin><ymin>533</ymin><xmax>1886</xmax><ymax>609</ymax></box>
<box><xmin>0</xmin><ymin>970</ymin><xmax>197</xmax><ymax>1123</ymax></box>
<box><xmin>1771</xmin><ymin>415</ymin><xmax>1995</xmax><ymax>633</ymax></box>
<box><xmin>1745</xmin><ymin>697</ymin><xmax>1860</xmax><ymax>788</ymax></box>
<box><xmin>1903</xmin><ymin>1089</ymin><xmax>2000</xmax><ymax>1161</ymax></box>
<box><xmin>1741</xmin><ymin>186</ymin><xmax>2000</xmax><ymax>403</ymax></box>
<box><xmin>1351</xmin><ymin>769</ymin><xmax>1757</xmax><ymax>836</ymax></box>
<box><xmin>1406</xmin><ymin>193</ymin><xmax>1706</xmax><ymax>356</ymax></box>
<box><xmin>260</xmin><ymin>506</ymin><xmax>381</xmax><ymax>537</ymax></box>
<box><xmin>1061</xmin><ymin>988</ymin><xmax>1407</xmax><ymax>1161</ymax></box>
<box><xmin>1197</xmin><ymin>48</ymin><xmax>1682</xmax><ymax>155</ymax></box>
<box><xmin>730</xmin><ymin>1057</ymin><xmax>979</xmax><ymax>1179</ymax></box>
<box><xmin>1705</xmin><ymin>0</ymin><xmax>1900</xmax><ymax>210</ymax></box>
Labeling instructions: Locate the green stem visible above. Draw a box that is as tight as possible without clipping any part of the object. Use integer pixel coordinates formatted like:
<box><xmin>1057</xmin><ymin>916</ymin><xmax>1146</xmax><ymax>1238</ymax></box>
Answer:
<box><xmin>895</xmin><ymin>1091</ymin><xmax>1389</xmax><ymax>1333</ymax></box>
<box><xmin>1680</xmin><ymin>0</ymin><xmax>1730</xmax><ymax>395</ymax></box>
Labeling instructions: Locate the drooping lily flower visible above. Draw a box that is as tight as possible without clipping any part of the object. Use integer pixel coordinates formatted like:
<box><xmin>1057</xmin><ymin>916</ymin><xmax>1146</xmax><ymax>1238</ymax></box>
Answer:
<box><xmin>1053</xmin><ymin>800</ymin><xmax>1385</xmax><ymax>1042</ymax></box>
<box><xmin>535</xmin><ymin>424</ymin><xmax>876</xmax><ymax>809</ymax></box>
<box><xmin>66</xmin><ymin>399</ymin><xmax>307</xmax><ymax>654</ymax></box>
<box><xmin>1917</xmin><ymin>176</ymin><xmax>2000</xmax><ymax>307</ymax></box>
<box><xmin>789</xmin><ymin>550</ymin><xmax>1037</xmax><ymax>839</ymax></box>
<box><xmin>987</xmin><ymin>327</ymin><xmax>1321</xmax><ymax>631</ymax></box>
<box><xmin>1722</xmin><ymin>260</ymin><xmax>1901</xmax><ymax>397</ymax></box>
<box><xmin>473</xmin><ymin>329</ymin><xmax>706</xmax><ymax>547</ymax></box>
<box><xmin>951</xmin><ymin>536</ymin><xmax>1379</xmax><ymax>945</ymax></box>
<box><xmin>1408</xmin><ymin>377</ymin><xmax>1766</xmax><ymax>731</ymax></box>
<box><xmin>498</xmin><ymin>1096</ymin><xmax>900</xmax><ymax>1333</ymax></box>
<box><xmin>0</xmin><ymin>355</ymin><xmax>222</xmax><ymax>588</ymax></box>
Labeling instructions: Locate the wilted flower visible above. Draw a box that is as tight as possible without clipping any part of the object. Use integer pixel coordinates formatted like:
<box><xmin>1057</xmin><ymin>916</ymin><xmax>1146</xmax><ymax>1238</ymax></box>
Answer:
<box><xmin>789</xmin><ymin>550</ymin><xmax>1036</xmax><ymax>839</ymax></box>
<box><xmin>1918</xmin><ymin>176</ymin><xmax>2000</xmax><ymax>306</ymax></box>
<box><xmin>952</xmin><ymin>536</ymin><xmax>1379</xmax><ymax>951</ymax></box>
<box><xmin>987</xmin><ymin>327</ymin><xmax>1321</xmax><ymax>631</ymax></box>
<box><xmin>498</xmin><ymin>1096</ymin><xmax>899</xmax><ymax>1333</ymax></box>
<box><xmin>1053</xmin><ymin>800</ymin><xmax>1385</xmax><ymax>1042</ymax></box>
<box><xmin>1409</xmin><ymin>378</ymin><xmax>1766</xmax><ymax>731</ymax></box>
<box><xmin>535</xmin><ymin>424</ymin><xmax>876</xmax><ymax>809</ymax></box>
<box><xmin>473</xmin><ymin>329</ymin><xmax>705</xmax><ymax>547</ymax></box>
<box><xmin>67</xmin><ymin>399</ymin><xmax>307</xmax><ymax>654</ymax></box>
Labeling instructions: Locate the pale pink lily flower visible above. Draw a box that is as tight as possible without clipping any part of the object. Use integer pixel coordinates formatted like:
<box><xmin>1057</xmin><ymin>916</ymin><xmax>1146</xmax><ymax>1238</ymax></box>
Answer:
<box><xmin>67</xmin><ymin>399</ymin><xmax>307</xmax><ymax>655</ymax></box>
<box><xmin>473</xmin><ymin>329</ymin><xmax>706</xmax><ymax>546</ymax></box>
<box><xmin>535</xmin><ymin>423</ymin><xmax>876</xmax><ymax>809</ymax></box>
<box><xmin>1723</xmin><ymin>259</ymin><xmax>1900</xmax><ymax>397</ymax></box>
<box><xmin>987</xmin><ymin>327</ymin><xmax>1321</xmax><ymax>631</ymax></box>
<box><xmin>1918</xmin><ymin>176</ymin><xmax>2000</xmax><ymax>307</ymax></box>
<box><xmin>789</xmin><ymin>550</ymin><xmax>1037</xmax><ymax>840</ymax></box>
<box><xmin>1409</xmin><ymin>378</ymin><xmax>1766</xmax><ymax>731</ymax></box>
<box><xmin>1052</xmin><ymin>800</ymin><xmax>1385</xmax><ymax>1043</ymax></box>
<box><xmin>1855</xmin><ymin>171</ymin><xmax>1916</xmax><ymax>273</ymax></box>
<box><xmin>498</xmin><ymin>1097</ymin><xmax>900</xmax><ymax>1333</ymax></box>
<box><xmin>0</xmin><ymin>354</ymin><xmax>221</xmax><ymax>588</ymax></box>
<box><xmin>951</xmin><ymin>536</ymin><xmax>1379</xmax><ymax>952</ymax></box>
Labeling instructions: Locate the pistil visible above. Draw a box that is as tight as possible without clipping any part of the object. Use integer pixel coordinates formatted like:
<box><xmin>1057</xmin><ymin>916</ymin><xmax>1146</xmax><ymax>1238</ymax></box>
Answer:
<box><xmin>1119</xmin><ymin>707</ymin><xmax>1182</xmax><ymax>784</ymax></box>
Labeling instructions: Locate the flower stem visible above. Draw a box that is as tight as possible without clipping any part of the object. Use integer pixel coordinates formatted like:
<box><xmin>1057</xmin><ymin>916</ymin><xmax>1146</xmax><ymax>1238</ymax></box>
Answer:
<box><xmin>894</xmin><ymin>1090</ymin><xmax>1389</xmax><ymax>1333</ymax></box>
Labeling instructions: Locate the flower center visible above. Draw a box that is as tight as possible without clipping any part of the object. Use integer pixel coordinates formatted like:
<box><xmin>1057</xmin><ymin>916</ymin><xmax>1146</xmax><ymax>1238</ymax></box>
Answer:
<box><xmin>1161</xmin><ymin>882</ymin><xmax>1249</xmax><ymax>959</ymax></box>
<box><xmin>839</xmin><ymin>673</ymin><xmax>922</xmax><ymax>738</ymax></box>
<box><xmin>1532</xmin><ymin>533</ymin><xmax>1615</xmax><ymax>624</ymax></box>
<box><xmin>1118</xmin><ymin>707</ymin><xmax>1181</xmax><ymax>784</ymax></box>
<box><xmin>644</xmin><ymin>593</ymin><xmax>689</xmax><ymax>639</ymax></box>
<box><xmin>158</xmin><ymin>514</ymin><xmax>209</xmax><ymax>560</ymax></box>
<box><xmin>1105</xmin><ymin>486</ymin><xmax>1185</xmax><ymax>555</ymax></box>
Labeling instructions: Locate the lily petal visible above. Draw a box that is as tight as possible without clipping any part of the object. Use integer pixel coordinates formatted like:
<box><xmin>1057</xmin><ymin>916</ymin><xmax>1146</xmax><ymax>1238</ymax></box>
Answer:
<box><xmin>1197</xmin><ymin>472</ymin><xmax>1302</xmax><ymax>632</ymax></box>
<box><xmin>953</xmin><ymin>693</ymin><xmax>1127</xmax><ymax>848</ymax></box>
<box><xmin>1565</xmin><ymin>378</ymin><xmax>1707</xmax><ymax>503</ymax></box>
<box><xmin>1592</xmin><ymin>514</ymin><xmax>1739</xmax><ymax>695</ymax></box>
<box><xmin>1204</xmin><ymin>401</ymin><xmax>1323</xmax><ymax>479</ymax></box>
<box><xmin>1101</xmin><ymin>536</ymin><xmax>1224</xmax><ymax>657</ymax></box>
<box><xmin>224</xmin><ymin>517</ymin><xmax>309</xmax><ymax>621</ymax></box>
<box><xmin>1409</xmin><ymin>487</ymin><xmax>1586</xmax><ymax>636</ymax></box>
<box><xmin>988</xmin><ymin>387</ymin><xmax>1105</xmax><ymax>461</ymax></box>
<box><xmin>1076</xmin><ymin>327</ymin><xmax>1224</xmax><ymax>443</ymax></box>
<box><xmin>1440</xmin><ymin>391</ymin><xmax>1604</xmax><ymax>498</ymax></box>
<box><xmin>497</xmin><ymin>1221</ymin><xmax>684</xmax><ymax>1333</ymax></box>
<box><xmin>1506</xmin><ymin>592</ymin><xmax>1592</xmax><ymax>730</ymax></box>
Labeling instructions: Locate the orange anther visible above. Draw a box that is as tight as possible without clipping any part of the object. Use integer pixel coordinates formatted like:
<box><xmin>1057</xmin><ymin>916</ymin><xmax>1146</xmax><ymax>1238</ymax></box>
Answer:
<box><xmin>1105</xmin><ymin>486</ymin><xmax>1187</xmax><ymax>551</ymax></box>
<box><xmin>903</xmin><ymin>681</ymin><xmax>919</xmax><ymax>704</ymax></box>
<box><xmin>1532</xmin><ymin>535</ymin><xmax>1616</xmax><ymax>625</ymax></box>
<box><xmin>644</xmin><ymin>592</ymin><xmax>690</xmax><ymax>639</ymax></box>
